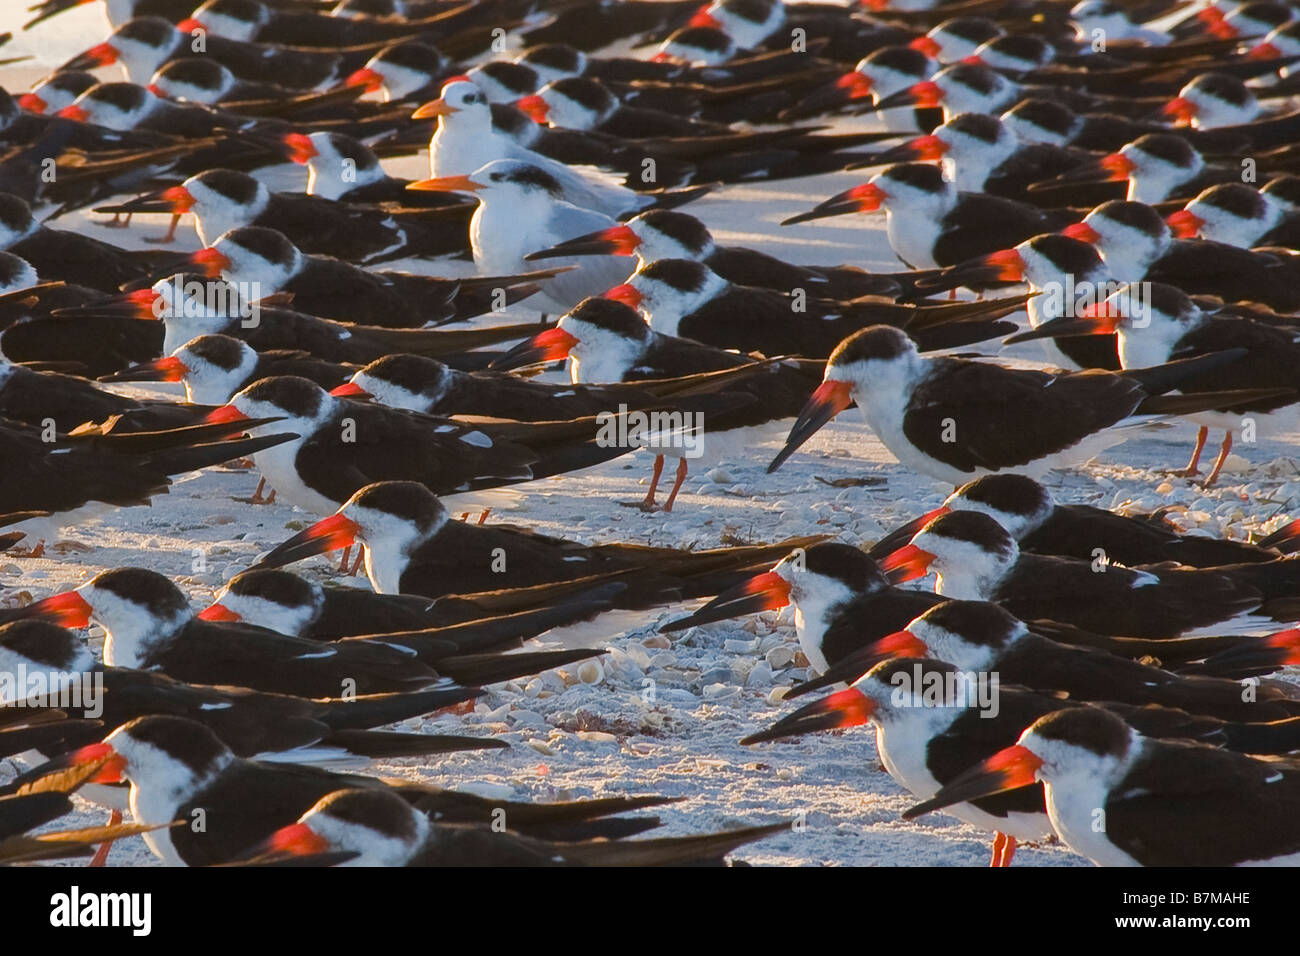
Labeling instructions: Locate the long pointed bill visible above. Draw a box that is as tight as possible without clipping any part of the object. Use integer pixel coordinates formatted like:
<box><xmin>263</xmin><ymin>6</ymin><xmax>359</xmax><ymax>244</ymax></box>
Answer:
<box><xmin>192</xmin><ymin>247</ymin><xmax>231</xmax><ymax>278</ymax></box>
<box><xmin>489</xmin><ymin>327</ymin><xmax>579</xmax><ymax>370</ymax></box>
<box><xmin>782</xmin><ymin>183</ymin><xmax>884</xmax><ymax>226</ymax></box>
<box><xmin>1198</xmin><ymin>627</ymin><xmax>1300</xmax><ymax>677</ymax></box>
<box><xmin>515</xmin><ymin>94</ymin><xmax>550</xmax><ymax>123</ymax></box>
<box><xmin>926</xmin><ymin>248</ymin><xmax>1023</xmax><ymax>292</ymax></box>
<box><xmin>880</xmin><ymin>544</ymin><xmax>935</xmax><ymax>584</ymax></box>
<box><xmin>407</xmin><ymin>174</ymin><xmax>484</xmax><ymax>193</ymax></box>
<box><xmin>345</xmin><ymin>67</ymin><xmax>383</xmax><ymax>92</ymax></box>
<box><xmin>198</xmin><ymin>602</ymin><xmax>242</xmax><ymax>622</ymax></box>
<box><xmin>283</xmin><ymin>133</ymin><xmax>317</xmax><ymax>164</ymax></box>
<box><xmin>1003</xmin><ymin>307</ymin><xmax>1119</xmax><ymax>345</ymax></box>
<box><xmin>784</xmin><ymin>631</ymin><xmax>931</xmax><ymax>699</ymax></box>
<box><xmin>902</xmin><ymin>744</ymin><xmax>1043</xmax><ymax>820</ymax></box>
<box><xmin>1165</xmin><ymin>209</ymin><xmax>1204</xmax><ymax>238</ymax></box>
<box><xmin>411</xmin><ymin>98</ymin><xmax>457</xmax><ymax>119</ymax></box>
<box><xmin>241</xmin><ymin>822</ymin><xmax>333</xmax><ymax>863</ymax></box>
<box><xmin>62</xmin><ymin>42</ymin><xmax>117</xmax><ymax>72</ymax></box>
<box><xmin>256</xmin><ymin>513</ymin><xmax>361</xmax><ymax>568</ymax></box>
<box><xmin>525</xmin><ymin>225</ymin><xmax>640</xmax><ymax>261</ymax></box>
<box><xmin>1053</xmin><ymin>153</ymin><xmax>1133</xmax><ymax>184</ymax></box>
<box><xmin>99</xmin><ymin>356</ymin><xmax>188</xmax><ymax>384</ymax></box>
<box><xmin>661</xmin><ymin>571</ymin><xmax>792</xmax><ymax>633</ymax></box>
<box><xmin>867</xmin><ymin>506</ymin><xmax>952</xmax><ymax>559</ymax></box>
<box><xmin>602</xmin><ymin>283</ymin><xmax>642</xmax><ymax>308</ymax></box>
<box><xmin>12</xmin><ymin>591</ymin><xmax>94</xmax><ymax>628</ymax></box>
<box><xmin>70</xmin><ymin>742</ymin><xmax>127</xmax><ymax>785</ymax></box>
<box><xmin>1061</xmin><ymin>222</ymin><xmax>1100</xmax><ymax>244</ymax></box>
<box><xmin>203</xmin><ymin>404</ymin><xmax>252</xmax><ymax>425</ymax></box>
<box><xmin>740</xmin><ymin>687</ymin><xmax>875</xmax><ymax>745</ymax></box>
<box><xmin>869</xmin><ymin>134</ymin><xmax>948</xmax><ymax>166</ymax></box>
<box><xmin>329</xmin><ymin>382</ymin><xmax>370</xmax><ymax>398</ymax></box>
<box><xmin>872</xmin><ymin>80</ymin><xmax>943</xmax><ymax>112</ymax></box>
<box><xmin>1259</xmin><ymin>518</ymin><xmax>1300</xmax><ymax>552</ymax></box>
<box><xmin>1163</xmin><ymin>96</ymin><xmax>1197</xmax><ymax>124</ymax></box>
<box><xmin>767</xmin><ymin>379</ymin><xmax>853</xmax><ymax>473</ymax></box>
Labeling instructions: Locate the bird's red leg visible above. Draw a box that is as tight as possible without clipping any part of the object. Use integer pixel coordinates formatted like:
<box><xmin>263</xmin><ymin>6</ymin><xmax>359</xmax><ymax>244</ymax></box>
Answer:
<box><xmin>1179</xmin><ymin>426</ymin><xmax>1208</xmax><ymax>477</ymax></box>
<box><xmin>999</xmin><ymin>835</ymin><xmax>1017</xmax><ymax>867</ymax></box>
<box><xmin>89</xmin><ymin>809</ymin><xmax>123</xmax><ymax>867</ymax></box>
<box><xmin>145</xmin><ymin>213</ymin><xmax>181</xmax><ymax>244</ymax></box>
<box><xmin>1203</xmin><ymin>431</ymin><xmax>1233</xmax><ymax>487</ymax></box>
<box><xmin>662</xmin><ymin>457</ymin><xmax>690</xmax><ymax>513</ymax></box>
<box><xmin>633</xmin><ymin>455</ymin><xmax>665</xmax><ymax>511</ymax></box>
<box><xmin>246</xmin><ymin>477</ymin><xmax>276</xmax><ymax>505</ymax></box>
<box><xmin>337</xmin><ymin>545</ymin><xmax>352</xmax><ymax>573</ymax></box>
<box><xmin>347</xmin><ymin>548</ymin><xmax>365</xmax><ymax>576</ymax></box>
<box><xmin>990</xmin><ymin>831</ymin><xmax>1006</xmax><ymax>867</ymax></box>
<box><xmin>476</xmin><ymin>509</ymin><xmax>491</xmax><ymax>525</ymax></box>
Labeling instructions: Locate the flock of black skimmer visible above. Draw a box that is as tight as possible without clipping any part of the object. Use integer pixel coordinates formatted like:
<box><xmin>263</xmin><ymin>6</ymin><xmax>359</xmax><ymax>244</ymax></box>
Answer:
<box><xmin>1</xmin><ymin>0</ymin><xmax>1300</xmax><ymax>868</ymax></box>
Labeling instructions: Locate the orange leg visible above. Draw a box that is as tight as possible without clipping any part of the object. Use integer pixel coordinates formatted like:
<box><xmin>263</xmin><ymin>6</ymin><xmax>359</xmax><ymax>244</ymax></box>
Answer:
<box><xmin>637</xmin><ymin>455</ymin><xmax>666</xmax><ymax>511</ymax></box>
<box><xmin>476</xmin><ymin>509</ymin><xmax>491</xmax><ymax>525</ymax></box>
<box><xmin>1203</xmin><ymin>431</ymin><xmax>1233</xmax><ymax>487</ymax></box>
<box><xmin>1000</xmin><ymin>836</ymin><xmax>1017</xmax><ymax>866</ymax></box>
<box><xmin>662</xmin><ymin>457</ymin><xmax>690</xmax><ymax>513</ymax></box>
<box><xmin>990</xmin><ymin>831</ymin><xmax>1006</xmax><ymax>867</ymax></box>
<box><xmin>145</xmin><ymin>213</ymin><xmax>182</xmax><ymax>244</ymax></box>
<box><xmin>338</xmin><ymin>545</ymin><xmax>353</xmax><ymax>573</ymax></box>
<box><xmin>346</xmin><ymin>548</ymin><xmax>365</xmax><ymax>576</ymax></box>
<box><xmin>89</xmin><ymin>809</ymin><xmax>123</xmax><ymax>867</ymax></box>
<box><xmin>248</xmin><ymin>477</ymin><xmax>276</xmax><ymax>505</ymax></box>
<box><xmin>1179</xmin><ymin>426</ymin><xmax>1209</xmax><ymax>477</ymax></box>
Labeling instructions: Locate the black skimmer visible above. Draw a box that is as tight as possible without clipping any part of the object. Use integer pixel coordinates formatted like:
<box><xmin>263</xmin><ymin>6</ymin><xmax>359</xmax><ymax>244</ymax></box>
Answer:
<box><xmin>782</xmin><ymin>162</ymin><xmax>1076</xmax><ymax>270</ymax></box>
<box><xmin>178</xmin><ymin>0</ymin><xmax>460</xmax><ymax>48</ymax></box>
<box><xmin>252</xmin><ymin>787</ymin><xmax>783</xmax><ymax>866</ymax></box>
<box><xmin>409</xmin><ymin>159</ymin><xmax>638</xmax><ymax>316</ymax></box>
<box><xmin>917</xmin><ymin>231</ymin><xmax>1121</xmax><ymax>371</ymax></box>
<box><xmin>343</xmin><ymin>41</ymin><xmax>452</xmax><ymax>104</ymax></box>
<box><xmin>1040</xmin><ymin>133</ymin><xmax>1258</xmax><ymax>205</ymax></box>
<box><xmin>189</xmin><ymin>225</ymin><xmax>555</xmax><ymax>327</ymax></box>
<box><xmin>104</xmin><ymin>167</ymin><xmax>471</xmax><ymax>260</ymax></box>
<box><xmin>813</xmin><ymin>599</ymin><xmax>1300</xmax><ymax>722</ymax></box>
<box><xmin>202</xmin><ymin>566</ymin><xmax>630</xmax><ymax>642</ymax></box>
<box><xmin>203</xmin><ymin>375</ymin><xmax>635</xmax><ymax>513</ymax></box>
<box><xmin>765</xmin><ymin>324</ymin><xmax>1244</xmax><ymax>482</ymax></box>
<box><xmin>524</xmin><ymin>208</ymin><xmax>907</xmax><ymax>299</ymax></box>
<box><xmin>0</xmin><ymin>418</ymin><xmax>294</xmax><ymax>555</ymax></box>
<box><xmin>1009</xmin><ymin>281</ymin><xmax>1300</xmax><ymax>484</ymax></box>
<box><xmin>1064</xmin><ymin>198</ymin><xmax>1300</xmax><ymax>311</ymax></box>
<box><xmin>490</xmin><ymin>297</ymin><xmax>825</xmax><ymax>511</ymax></box>
<box><xmin>255</xmin><ymin>478</ymin><xmax>820</xmax><ymax>602</ymax></box>
<box><xmin>8</xmin><ymin>567</ymin><xmax>463</xmax><ymax>698</ymax></box>
<box><xmin>905</xmin><ymin>706</ymin><xmax>1300</xmax><ymax>866</ymax></box>
<box><xmin>65</xmin><ymin>714</ymin><xmax>685</xmax><ymax>865</ymax></box>
<box><xmin>662</xmin><ymin>540</ymin><xmax>942</xmax><ymax>674</ymax></box>
<box><xmin>861</xmin><ymin>112</ymin><xmax>1098</xmax><ymax>205</ymax></box>
<box><xmin>335</xmin><ymin>339</ymin><xmax>784</xmax><ymax>427</ymax></box>
<box><xmin>1166</xmin><ymin>180</ymin><xmax>1300</xmax><ymax>248</ymax></box>
<box><xmin>61</xmin><ymin>16</ymin><xmax>385</xmax><ymax>90</ymax></box>
<box><xmin>102</xmin><ymin>333</ymin><xmax>354</xmax><ymax>404</ymax></box>
<box><xmin>742</xmin><ymin>656</ymin><xmax>1051</xmax><ymax>866</ymax></box>
<box><xmin>0</xmin><ymin>191</ymin><xmax>170</xmax><ymax>292</ymax></box>
<box><xmin>880</xmin><ymin>509</ymin><xmax>1290</xmax><ymax>638</ymax></box>
<box><xmin>781</xmin><ymin>46</ymin><xmax>943</xmax><ymax>133</ymax></box>
<box><xmin>0</xmin><ymin>354</ymin><xmax>208</xmax><ymax>433</ymax></box>
<box><xmin>602</xmin><ymin>258</ymin><xmax>1025</xmax><ymax>356</ymax></box>
<box><xmin>0</xmin><ymin>618</ymin><xmax>495</xmax><ymax>762</ymax></box>
<box><xmin>58</xmin><ymin>273</ymin><xmax>548</xmax><ymax>365</ymax></box>
<box><xmin>16</xmin><ymin>71</ymin><xmax>98</xmax><ymax>116</ymax></box>
<box><xmin>282</xmin><ymin>130</ymin><xmax>470</xmax><ymax>210</ymax></box>
<box><xmin>868</xmin><ymin>473</ymin><xmax>1288</xmax><ymax>568</ymax></box>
